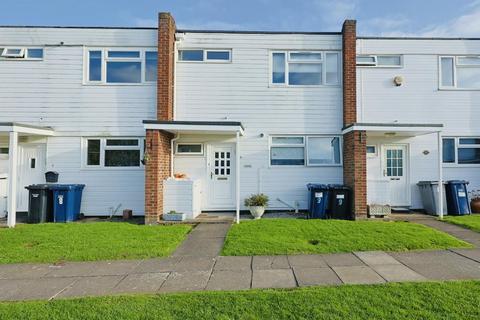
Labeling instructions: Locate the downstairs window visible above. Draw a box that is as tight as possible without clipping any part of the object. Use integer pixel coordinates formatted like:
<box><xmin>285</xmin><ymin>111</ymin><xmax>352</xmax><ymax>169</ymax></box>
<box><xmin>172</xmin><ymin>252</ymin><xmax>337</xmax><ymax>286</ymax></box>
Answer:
<box><xmin>85</xmin><ymin>138</ymin><xmax>144</xmax><ymax>168</ymax></box>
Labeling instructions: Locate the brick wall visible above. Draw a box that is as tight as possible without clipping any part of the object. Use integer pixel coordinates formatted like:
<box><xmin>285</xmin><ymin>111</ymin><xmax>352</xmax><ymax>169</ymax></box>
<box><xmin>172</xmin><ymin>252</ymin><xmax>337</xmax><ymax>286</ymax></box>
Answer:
<box><xmin>144</xmin><ymin>12</ymin><xmax>176</xmax><ymax>223</ymax></box>
<box><xmin>342</xmin><ymin>20</ymin><xmax>367</xmax><ymax>217</ymax></box>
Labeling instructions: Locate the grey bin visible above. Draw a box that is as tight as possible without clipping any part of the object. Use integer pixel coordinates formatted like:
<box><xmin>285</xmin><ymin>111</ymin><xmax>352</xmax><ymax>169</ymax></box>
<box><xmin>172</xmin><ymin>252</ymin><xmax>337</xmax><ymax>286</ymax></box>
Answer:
<box><xmin>417</xmin><ymin>181</ymin><xmax>447</xmax><ymax>216</ymax></box>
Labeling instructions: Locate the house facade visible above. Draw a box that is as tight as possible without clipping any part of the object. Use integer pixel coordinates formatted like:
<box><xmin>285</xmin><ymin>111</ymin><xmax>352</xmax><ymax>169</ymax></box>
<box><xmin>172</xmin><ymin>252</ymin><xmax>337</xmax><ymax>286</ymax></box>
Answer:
<box><xmin>1</xmin><ymin>13</ymin><xmax>479</xmax><ymax>226</ymax></box>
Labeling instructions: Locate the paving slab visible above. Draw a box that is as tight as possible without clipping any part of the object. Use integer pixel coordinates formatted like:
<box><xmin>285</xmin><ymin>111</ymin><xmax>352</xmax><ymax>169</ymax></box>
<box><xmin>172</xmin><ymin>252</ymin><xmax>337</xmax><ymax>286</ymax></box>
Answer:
<box><xmin>252</xmin><ymin>256</ymin><xmax>290</xmax><ymax>269</ymax></box>
<box><xmin>112</xmin><ymin>273</ymin><xmax>169</xmax><ymax>294</ymax></box>
<box><xmin>450</xmin><ymin>248</ymin><xmax>480</xmax><ymax>263</ymax></box>
<box><xmin>0</xmin><ymin>263</ymin><xmax>52</xmax><ymax>280</ymax></box>
<box><xmin>56</xmin><ymin>276</ymin><xmax>124</xmax><ymax>298</ymax></box>
<box><xmin>159</xmin><ymin>271</ymin><xmax>211</xmax><ymax>292</ymax></box>
<box><xmin>321</xmin><ymin>253</ymin><xmax>365</xmax><ymax>267</ymax></box>
<box><xmin>293</xmin><ymin>267</ymin><xmax>342</xmax><ymax>287</ymax></box>
<box><xmin>332</xmin><ymin>266</ymin><xmax>386</xmax><ymax>284</ymax></box>
<box><xmin>354</xmin><ymin>251</ymin><xmax>401</xmax><ymax>266</ymax></box>
<box><xmin>189</xmin><ymin>223</ymin><xmax>231</xmax><ymax>239</ymax></box>
<box><xmin>214</xmin><ymin>256</ymin><xmax>252</xmax><ymax>271</ymax></box>
<box><xmin>206</xmin><ymin>270</ymin><xmax>252</xmax><ymax>291</ymax></box>
<box><xmin>0</xmin><ymin>277</ymin><xmax>77</xmax><ymax>301</ymax></box>
<box><xmin>287</xmin><ymin>255</ymin><xmax>328</xmax><ymax>268</ymax></box>
<box><xmin>174</xmin><ymin>257</ymin><xmax>216</xmax><ymax>272</ymax></box>
<box><xmin>370</xmin><ymin>264</ymin><xmax>426</xmax><ymax>282</ymax></box>
<box><xmin>252</xmin><ymin>269</ymin><xmax>297</xmax><ymax>289</ymax></box>
<box><xmin>132</xmin><ymin>258</ymin><xmax>181</xmax><ymax>274</ymax></box>
<box><xmin>172</xmin><ymin>237</ymin><xmax>225</xmax><ymax>257</ymax></box>
<box><xmin>45</xmin><ymin>260</ymin><xmax>141</xmax><ymax>278</ymax></box>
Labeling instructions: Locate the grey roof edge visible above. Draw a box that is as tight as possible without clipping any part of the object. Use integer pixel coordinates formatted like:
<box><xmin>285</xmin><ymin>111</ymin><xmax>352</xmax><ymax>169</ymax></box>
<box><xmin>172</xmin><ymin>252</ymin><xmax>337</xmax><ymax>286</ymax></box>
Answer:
<box><xmin>177</xmin><ymin>29</ymin><xmax>341</xmax><ymax>35</ymax></box>
<box><xmin>0</xmin><ymin>122</ymin><xmax>54</xmax><ymax>130</ymax></box>
<box><xmin>143</xmin><ymin>120</ymin><xmax>244</xmax><ymax>130</ymax></box>
<box><xmin>343</xmin><ymin>123</ymin><xmax>444</xmax><ymax>130</ymax></box>
<box><xmin>358</xmin><ymin>36</ymin><xmax>480</xmax><ymax>41</ymax></box>
<box><xmin>0</xmin><ymin>25</ymin><xmax>157</xmax><ymax>30</ymax></box>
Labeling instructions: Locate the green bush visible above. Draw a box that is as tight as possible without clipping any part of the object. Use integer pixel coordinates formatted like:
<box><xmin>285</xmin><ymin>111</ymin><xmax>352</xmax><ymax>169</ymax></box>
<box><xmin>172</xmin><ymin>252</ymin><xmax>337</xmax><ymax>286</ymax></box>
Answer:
<box><xmin>244</xmin><ymin>193</ymin><xmax>269</xmax><ymax>207</ymax></box>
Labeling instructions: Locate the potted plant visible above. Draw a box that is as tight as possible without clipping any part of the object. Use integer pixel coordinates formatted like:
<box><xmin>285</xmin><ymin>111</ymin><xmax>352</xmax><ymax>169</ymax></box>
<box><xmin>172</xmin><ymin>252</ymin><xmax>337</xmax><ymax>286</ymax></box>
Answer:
<box><xmin>162</xmin><ymin>210</ymin><xmax>186</xmax><ymax>221</ymax></box>
<box><xmin>470</xmin><ymin>190</ymin><xmax>480</xmax><ymax>213</ymax></box>
<box><xmin>244</xmin><ymin>193</ymin><xmax>269</xmax><ymax>219</ymax></box>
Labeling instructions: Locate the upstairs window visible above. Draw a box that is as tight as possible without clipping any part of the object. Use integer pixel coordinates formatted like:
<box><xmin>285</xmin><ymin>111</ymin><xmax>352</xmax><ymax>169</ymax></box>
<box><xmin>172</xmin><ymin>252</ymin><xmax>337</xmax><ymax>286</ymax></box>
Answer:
<box><xmin>440</xmin><ymin>56</ymin><xmax>480</xmax><ymax>89</ymax></box>
<box><xmin>443</xmin><ymin>137</ymin><xmax>480</xmax><ymax>165</ymax></box>
<box><xmin>271</xmin><ymin>51</ymin><xmax>340</xmax><ymax>86</ymax></box>
<box><xmin>356</xmin><ymin>55</ymin><xmax>402</xmax><ymax>67</ymax></box>
<box><xmin>85</xmin><ymin>138</ymin><xmax>144</xmax><ymax>168</ymax></box>
<box><xmin>0</xmin><ymin>47</ymin><xmax>43</xmax><ymax>60</ymax></box>
<box><xmin>178</xmin><ymin>49</ymin><xmax>231</xmax><ymax>62</ymax></box>
<box><xmin>85</xmin><ymin>49</ymin><xmax>156</xmax><ymax>84</ymax></box>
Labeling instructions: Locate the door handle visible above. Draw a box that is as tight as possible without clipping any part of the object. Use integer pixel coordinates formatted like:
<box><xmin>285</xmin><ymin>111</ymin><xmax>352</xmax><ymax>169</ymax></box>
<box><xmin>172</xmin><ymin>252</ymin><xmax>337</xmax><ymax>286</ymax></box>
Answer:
<box><xmin>210</xmin><ymin>172</ymin><xmax>213</xmax><ymax>179</ymax></box>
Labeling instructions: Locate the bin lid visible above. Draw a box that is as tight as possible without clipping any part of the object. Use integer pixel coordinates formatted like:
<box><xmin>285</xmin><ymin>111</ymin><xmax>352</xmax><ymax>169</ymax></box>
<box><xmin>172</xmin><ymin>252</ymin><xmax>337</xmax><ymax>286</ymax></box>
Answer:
<box><xmin>48</xmin><ymin>184</ymin><xmax>85</xmax><ymax>191</ymax></box>
<box><xmin>417</xmin><ymin>181</ymin><xmax>447</xmax><ymax>185</ymax></box>
<box><xmin>25</xmin><ymin>184</ymin><xmax>51</xmax><ymax>190</ymax></box>
<box><xmin>447</xmin><ymin>180</ymin><xmax>469</xmax><ymax>185</ymax></box>
<box><xmin>307</xmin><ymin>183</ymin><xmax>329</xmax><ymax>190</ymax></box>
<box><xmin>328</xmin><ymin>184</ymin><xmax>351</xmax><ymax>190</ymax></box>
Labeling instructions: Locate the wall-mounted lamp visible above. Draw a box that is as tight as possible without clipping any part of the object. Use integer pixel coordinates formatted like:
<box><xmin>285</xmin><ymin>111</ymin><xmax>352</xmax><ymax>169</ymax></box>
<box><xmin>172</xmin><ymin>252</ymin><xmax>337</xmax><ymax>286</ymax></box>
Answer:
<box><xmin>393</xmin><ymin>76</ymin><xmax>403</xmax><ymax>86</ymax></box>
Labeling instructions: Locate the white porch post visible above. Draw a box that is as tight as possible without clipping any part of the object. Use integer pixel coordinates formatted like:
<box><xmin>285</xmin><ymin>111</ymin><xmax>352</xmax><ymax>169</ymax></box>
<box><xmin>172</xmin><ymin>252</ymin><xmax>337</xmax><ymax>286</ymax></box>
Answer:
<box><xmin>236</xmin><ymin>131</ymin><xmax>240</xmax><ymax>224</ymax></box>
<box><xmin>437</xmin><ymin>131</ymin><xmax>444</xmax><ymax>219</ymax></box>
<box><xmin>7</xmin><ymin>131</ymin><xmax>18</xmax><ymax>228</ymax></box>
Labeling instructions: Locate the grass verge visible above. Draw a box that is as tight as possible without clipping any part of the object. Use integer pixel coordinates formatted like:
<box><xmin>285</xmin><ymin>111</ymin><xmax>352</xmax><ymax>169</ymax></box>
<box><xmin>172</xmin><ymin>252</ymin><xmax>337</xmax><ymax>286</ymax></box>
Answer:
<box><xmin>222</xmin><ymin>219</ymin><xmax>470</xmax><ymax>256</ymax></box>
<box><xmin>0</xmin><ymin>222</ymin><xmax>192</xmax><ymax>264</ymax></box>
<box><xmin>0</xmin><ymin>281</ymin><xmax>479</xmax><ymax>319</ymax></box>
<box><xmin>443</xmin><ymin>214</ymin><xmax>480</xmax><ymax>233</ymax></box>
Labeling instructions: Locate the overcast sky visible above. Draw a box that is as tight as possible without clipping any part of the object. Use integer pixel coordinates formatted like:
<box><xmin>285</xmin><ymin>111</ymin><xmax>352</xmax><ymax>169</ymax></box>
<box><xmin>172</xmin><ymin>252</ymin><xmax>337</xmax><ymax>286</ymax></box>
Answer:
<box><xmin>2</xmin><ymin>0</ymin><xmax>480</xmax><ymax>36</ymax></box>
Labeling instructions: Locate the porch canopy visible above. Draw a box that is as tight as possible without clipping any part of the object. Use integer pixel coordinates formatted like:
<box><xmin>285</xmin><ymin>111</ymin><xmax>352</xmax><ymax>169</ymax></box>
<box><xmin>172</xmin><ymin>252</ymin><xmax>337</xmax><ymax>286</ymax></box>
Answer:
<box><xmin>0</xmin><ymin>123</ymin><xmax>55</xmax><ymax>228</ymax></box>
<box><xmin>143</xmin><ymin>120</ymin><xmax>244</xmax><ymax>223</ymax></box>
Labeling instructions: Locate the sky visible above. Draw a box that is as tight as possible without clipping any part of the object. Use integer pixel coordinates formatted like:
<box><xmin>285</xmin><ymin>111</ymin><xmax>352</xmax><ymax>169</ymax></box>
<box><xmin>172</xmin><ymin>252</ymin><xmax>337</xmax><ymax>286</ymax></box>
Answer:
<box><xmin>2</xmin><ymin>0</ymin><xmax>480</xmax><ymax>36</ymax></box>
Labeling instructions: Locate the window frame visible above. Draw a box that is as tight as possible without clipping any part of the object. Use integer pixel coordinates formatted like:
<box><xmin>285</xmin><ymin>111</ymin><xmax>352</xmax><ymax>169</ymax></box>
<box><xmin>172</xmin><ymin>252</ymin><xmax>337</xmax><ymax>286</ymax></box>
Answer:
<box><xmin>83</xmin><ymin>47</ymin><xmax>157</xmax><ymax>85</ymax></box>
<box><xmin>438</xmin><ymin>55</ymin><xmax>480</xmax><ymax>90</ymax></box>
<box><xmin>366</xmin><ymin>145</ymin><xmax>377</xmax><ymax>157</ymax></box>
<box><xmin>175</xmin><ymin>143</ymin><xmax>204</xmax><ymax>155</ymax></box>
<box><xmin>270</xmin><ymin>50</ymin><xmax>341</xmax><ymax>87</ymax></box>
<box><xmin>0</xmin><ymin>47</ymin><xmax>44</xmax><ymax>60</ymax></box>
<box><xmin>82</xmin><ymin>137</ymin><xmax>145</xmax><ymax>169</ymax></box>
<box><xmin>442</xmin><ymin>137</ymin><xmax>480</xmax><ymax>167</ymax></box>
<box><xmin>177</xmin><ymin>49</ymin><xmax>232</xmax><ymax>63</ymax></box>
<box><xmin>269</xmin><ymin>135</ymin><xmax>342</xmax><ymax>167</ymax></box>
<box><xmin>356</xmin><ymin>54</ymin><xmax>403</xmax><ymax>68</ymax></box>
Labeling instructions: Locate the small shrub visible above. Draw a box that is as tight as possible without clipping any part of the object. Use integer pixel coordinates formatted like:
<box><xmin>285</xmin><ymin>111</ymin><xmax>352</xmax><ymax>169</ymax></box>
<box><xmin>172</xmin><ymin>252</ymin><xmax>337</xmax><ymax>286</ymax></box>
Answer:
<box><xmin>244</xmin><ymin>193</ymin><xmax>269</xmax><ymax>207</ymax></box>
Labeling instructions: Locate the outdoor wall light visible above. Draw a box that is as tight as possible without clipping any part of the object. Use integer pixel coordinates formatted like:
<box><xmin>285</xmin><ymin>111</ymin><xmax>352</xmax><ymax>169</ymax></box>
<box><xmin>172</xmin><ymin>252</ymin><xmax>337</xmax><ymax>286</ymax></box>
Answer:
<box><xmin>393</xmin><ymin>76</ymin><xmax>403</xmax><ymax>86</ymax></box>
<box><xmin>384</xmin><ymin>132</ymin><xmax>396</xmax><ymax>137</ymax></box>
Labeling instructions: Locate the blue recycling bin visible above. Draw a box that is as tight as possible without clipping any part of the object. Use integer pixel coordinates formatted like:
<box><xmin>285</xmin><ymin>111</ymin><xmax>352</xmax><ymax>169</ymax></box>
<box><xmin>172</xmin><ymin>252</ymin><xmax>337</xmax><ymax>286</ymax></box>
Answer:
<box><xmin>50</xmin><ymin>184</ymin><xmax>85</xmax><ymax>222</ymax></box>
<box><xmin>307</xmin><ymin>184</ymin><xmax>330</xmax><ymax>219</ymax></box>
<box><xmin>445</xmin><ymin>180</ymin><xmax>471</xmax><ymax>215</ymax></box>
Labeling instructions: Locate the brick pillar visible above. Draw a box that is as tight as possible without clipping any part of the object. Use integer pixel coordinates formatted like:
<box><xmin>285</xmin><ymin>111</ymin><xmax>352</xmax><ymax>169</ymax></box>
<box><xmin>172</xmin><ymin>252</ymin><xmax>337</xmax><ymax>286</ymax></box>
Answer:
<box><xmin>144</xmin><ymin>12</ymin><xmax>176</xmax><ymax>223</ymax></box>
<box><xmin>342</xmin><ymin>20</ymin><xmax>367</xmax><ymax>218</ymax></box>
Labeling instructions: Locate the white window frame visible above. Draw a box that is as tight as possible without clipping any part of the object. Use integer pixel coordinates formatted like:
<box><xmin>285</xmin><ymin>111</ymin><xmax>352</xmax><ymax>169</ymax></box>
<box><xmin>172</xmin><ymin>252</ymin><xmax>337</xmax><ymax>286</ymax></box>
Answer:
<box><xmin>366</xmin><ymin>145</ymin><xmax>377</xmax><ymax>157</ymax></box>
<box><xmin>175</xmin><ymin>143</ymin><xmax>204</xmax><ymax>155</ymax></box>
<box><xmin>443</xmin><ymin>136</ymin><xmax>480</xmax><ymax>167</ymax></box>
<box><xmin>177</xmin><ymin>49</ymin><xmax>232</xmax><ymax>63</ymax></box>
<box><xmin>356</xmin><ymin>54</ymin><xmax>402</xmax><ymax>68</ymax></box>
<box><xmin>439</xmin><ymin>55</ymin><xmax>480</xmax><ymax>90</ymax></box>
<box><xmin>83</xmin><ymin>47</ymin><xmax>157</xmax><ymax>85</ymax></box>
<box><xmin>0</xmin><ymin>47</ymin><xmax>44</xmax><ymax>60</ymax></box>
<box><xmin>269</xmin><ymin>135</ymin><xmax>342</xmax><ymax>167</ymax></box>
<box><xmin>82</xmin><ymin>137</ymin><xmax>145</xmax><ymax>169</ymax></box>
<box><xmin>270</xmin><ymin>50</ymin><xmax>341</xmax><ymax>87</ymax></box>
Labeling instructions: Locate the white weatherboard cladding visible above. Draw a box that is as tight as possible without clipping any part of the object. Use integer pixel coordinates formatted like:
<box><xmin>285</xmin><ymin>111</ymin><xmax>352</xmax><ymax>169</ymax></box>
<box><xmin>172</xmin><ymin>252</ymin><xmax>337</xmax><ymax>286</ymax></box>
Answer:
<box><xmin>174</xmin><ymin>33</ymin><xmax>344</xmax><ymax>210</ymax></box>
<box><xmin>0</xmin><ymin>28</ymin><xmax>155</xmax><ymax>215</ymax></box>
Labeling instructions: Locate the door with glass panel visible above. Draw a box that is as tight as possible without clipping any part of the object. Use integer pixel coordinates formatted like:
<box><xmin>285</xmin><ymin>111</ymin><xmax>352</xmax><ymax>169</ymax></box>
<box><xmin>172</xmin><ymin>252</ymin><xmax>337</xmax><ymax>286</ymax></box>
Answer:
<box><xmin>207</xmin><ymin>144</ymin><xmax>235</xmax><ymax>209</ymax></box>
<box><xmin>381</xmin><ymin>144</ymin><xmax>409</xmax><ymax>207</ymax></box>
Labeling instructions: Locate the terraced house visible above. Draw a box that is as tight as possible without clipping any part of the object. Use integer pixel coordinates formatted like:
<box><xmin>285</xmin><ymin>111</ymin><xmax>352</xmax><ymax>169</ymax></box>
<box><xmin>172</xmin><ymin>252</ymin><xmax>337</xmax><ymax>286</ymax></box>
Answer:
<box><xmin>1</xmin><ymin>13</ymin><xmax>479</xmax><ymax>226</ymax></box>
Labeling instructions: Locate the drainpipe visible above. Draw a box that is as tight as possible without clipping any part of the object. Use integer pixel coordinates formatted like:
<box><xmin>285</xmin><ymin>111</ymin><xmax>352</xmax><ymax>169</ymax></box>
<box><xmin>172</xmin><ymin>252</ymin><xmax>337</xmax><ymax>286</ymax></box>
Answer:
<box><xmin>170</xmin><ymin>133</ymin><xmax>180</xmax><ymax>178</ymax></box>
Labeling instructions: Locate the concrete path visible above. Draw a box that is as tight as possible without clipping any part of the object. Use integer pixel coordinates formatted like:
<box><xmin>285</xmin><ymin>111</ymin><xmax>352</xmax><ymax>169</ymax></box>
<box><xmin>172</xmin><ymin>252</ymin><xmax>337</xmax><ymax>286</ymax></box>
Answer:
<box><xmin>2</xmin><ymin>220</ymin><xmax>480</xmax><ymax>301</ymax></box>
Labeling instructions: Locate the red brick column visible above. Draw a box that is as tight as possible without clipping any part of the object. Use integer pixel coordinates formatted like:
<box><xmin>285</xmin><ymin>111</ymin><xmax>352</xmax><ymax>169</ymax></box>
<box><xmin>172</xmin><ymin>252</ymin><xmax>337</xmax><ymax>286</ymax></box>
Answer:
<box><xmin>144</xmin><ymin>12</ymin><xmax>176</xmax><ymax>223</ymax></box>
<box><xmin>342</xmin><ymin>20</ymin><xmax>367</xmax><ymax>218</ymax></box>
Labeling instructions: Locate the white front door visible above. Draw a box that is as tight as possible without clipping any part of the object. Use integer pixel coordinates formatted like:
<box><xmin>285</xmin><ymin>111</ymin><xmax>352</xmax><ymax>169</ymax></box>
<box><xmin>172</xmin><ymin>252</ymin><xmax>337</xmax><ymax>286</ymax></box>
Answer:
<box><xmin>207</xmin><ymin>144</ymin><xmax>235</xmax><ymax>209</ymax></box>
<box><xmin>17</xmin><ymin>144</ymin><xmax>46</xmax><ymax>211</ymax></box>
<box><xmin>382</xmin><ymin>144</ymin><xmax>409</xmax><ymax>207</ymax></box>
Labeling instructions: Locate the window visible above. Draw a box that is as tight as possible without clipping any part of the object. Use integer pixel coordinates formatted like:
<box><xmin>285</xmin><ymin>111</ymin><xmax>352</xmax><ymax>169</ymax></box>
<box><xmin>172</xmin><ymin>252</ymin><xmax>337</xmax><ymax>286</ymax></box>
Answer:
<box><xmin>270</xmin><ymin>135</ymin><xmax>342</xmax><ymax>166</ymax></box>
<box><xmin>307</xmin><ymin>137</ymin><xmax>341</xmax><ymax>165</ymax></box>
<box><xmin>366</xmin><ymin>145</ymin><xmax>377</xmax><ymax>157</ymax></box>
<box><xmin>271</xmin><ymin>51</ymin><xmax>340</xmax><ymax>86</ymax></box>
<box><xmin>0</xmin><ymin>147</ymin><xmax>8</xmax><ymax>159</ymax></box>
<box><xmin>85</xmin><ymin>48</ymin><xmax>157</xmax><ymax>84</ymax></box>
<box><xmin>442</xmin><ymin>137</ymin><xmax>480</xmax><ymax>165</ymax></box>
<box><xmin>85</xmin><ymin>138</ymin><xmax>144</xmax><ymax>168</ymax></box>
<box><xmin>356</xmin><ymin>55</ymin><xmax>402</xmax><ymax>67</ymax></box>
<box><xmin>178</xmin><ymin>49</ymin><xmax>231</xmax><ymax>62</ymax></box>
<box><xmin>440</xmin><ymin>56</ymin><xmax>480</xmax><ymax>89</ymax></box>
<box><xmin>0</xmin><ymin>47</ymin><xmax>43</xmax><ymax>60</ymax></box>
<box><xmin>176</xmin><ymin>143</ymin><xmax>203</xmax><ymax>155</ymax></box>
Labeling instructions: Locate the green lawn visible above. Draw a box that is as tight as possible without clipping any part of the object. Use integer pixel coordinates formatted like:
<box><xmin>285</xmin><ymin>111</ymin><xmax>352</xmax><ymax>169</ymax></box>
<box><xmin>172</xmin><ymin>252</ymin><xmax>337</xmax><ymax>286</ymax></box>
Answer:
<box><xmin>443</xmin><ymin>214</ymin><xmax>480</xmax><ymax>233</ymax></box>
<box><xmin>222</xmin><ymin>219</ymin><xmax>470</xmax><ymax>256</ymax></box>
<box><xmin>0</xmin><ymin>222</ymin><xmax>192</xmax><ymax>264</ymax></box>
<box><xmin>0</xmin><ymin>281</ymin><xmax>479</xmax><ymax>319</ymax></box>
